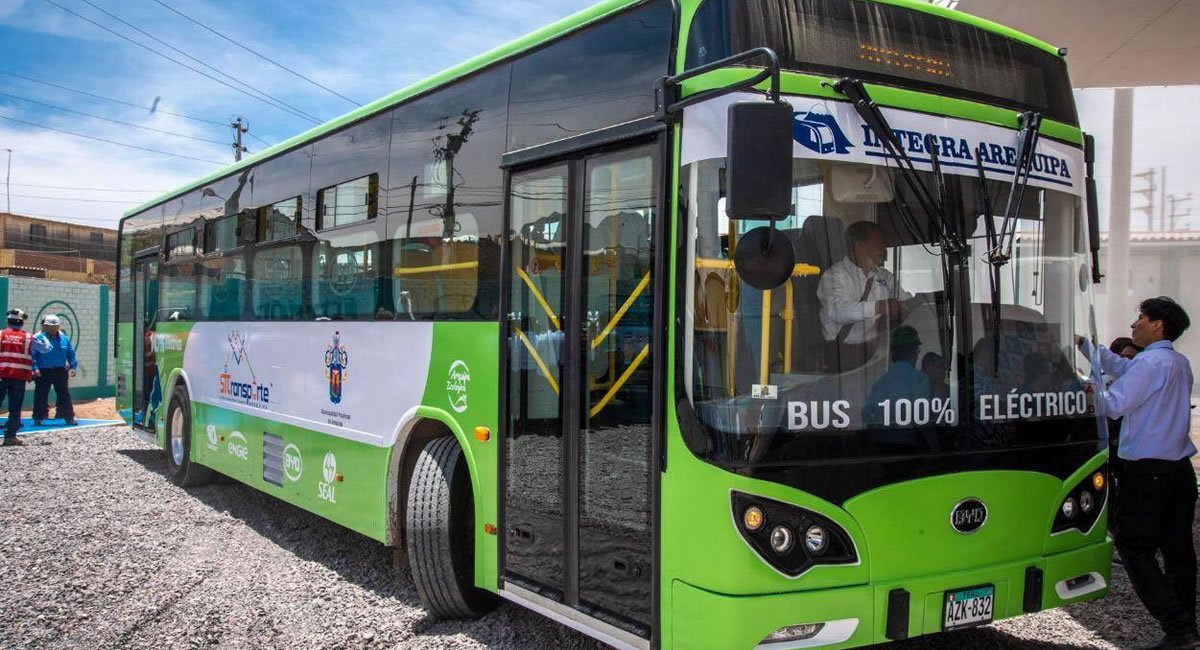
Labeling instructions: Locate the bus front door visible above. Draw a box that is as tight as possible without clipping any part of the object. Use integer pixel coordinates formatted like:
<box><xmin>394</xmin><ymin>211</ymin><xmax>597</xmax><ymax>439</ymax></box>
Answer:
<box><xmin>502</xmin><ymin>142</ymin><xmax>659</xmax><ymax>644</ymax></box>
<box><xmin>131</xmin><ymin>254</ymin><xmax>159</xmax><ymax>431</ymax></box>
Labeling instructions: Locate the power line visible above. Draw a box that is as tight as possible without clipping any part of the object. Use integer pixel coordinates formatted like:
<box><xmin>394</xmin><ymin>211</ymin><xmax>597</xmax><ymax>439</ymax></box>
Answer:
<box><xmin>0</xmin><ymin>69</ymin><xmax>228</xmax><ymax>127</ymax></box>
<box><xmin>0</xmin><ymin>114</ymin><xmax>224</xmax><ymax>165</ymax></box>
<box><xmin>149</xmin><ymin>0</ymin><xmax>362</xmax><ymax>108</ymax></box>
<box><xmin>246</xmin><ymin>131</ymin><xmax>273</xmax><ymax>148</ymax></box>
<box><xmin>0</xmin><ymin>90</ymin><xmax>229</xmax><ymax>146</ymax></box>
<box><xmin>72</xmin><ymin>0</ymin><xmax>324</xmax><ymax>124</ymax></box>
<box><xmin>11</xmin><ymin>212</ymin><xmax>123</xmax><ymax>225</ymax></box>
<box><xmin>38</xmin><ymin>0</ymin><xmax>323</xmax><ymax>125</ymax></box>
<box><xmin>9</xmin><ymin>182</ymin><xmax>164</xmax><ymax>193</ymax></box>
<box><xmin>1</xmin><ymin>192</ymin><xmax>140</xmax><ymax>204</ymax></box>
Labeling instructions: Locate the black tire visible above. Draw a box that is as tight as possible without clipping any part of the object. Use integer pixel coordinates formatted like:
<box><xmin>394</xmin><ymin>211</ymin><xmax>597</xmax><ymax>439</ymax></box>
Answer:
<box><xmin>406</xmin><ymin>435</ymin><xmax>497</xmax><ymax>618</ymax></box>
<box><xmin>164</xmin><ymin>386</ymin><xmax>213</xmax><ymax>487</ymax></box>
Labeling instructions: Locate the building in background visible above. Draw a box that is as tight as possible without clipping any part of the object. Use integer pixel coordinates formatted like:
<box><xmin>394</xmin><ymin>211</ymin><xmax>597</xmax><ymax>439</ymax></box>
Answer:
<box><xmin>0</xmin><ymin>212</ymin><xmax>116</xmax><ymax>285</ymax></box>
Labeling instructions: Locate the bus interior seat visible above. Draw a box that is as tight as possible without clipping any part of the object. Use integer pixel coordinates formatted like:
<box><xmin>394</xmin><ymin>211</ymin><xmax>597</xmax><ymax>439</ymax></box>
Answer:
<box><xmin>786</xmin><ymin>215</ymin><xmax>845</xmax><ymax>372</ymax></box>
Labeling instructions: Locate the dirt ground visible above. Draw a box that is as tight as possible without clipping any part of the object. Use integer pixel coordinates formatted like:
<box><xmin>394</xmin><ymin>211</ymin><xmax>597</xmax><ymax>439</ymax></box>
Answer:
<box><xmin>71</xmin><ymin>397</ymin><xmax>118</xmax><ymax>420</ymax></box>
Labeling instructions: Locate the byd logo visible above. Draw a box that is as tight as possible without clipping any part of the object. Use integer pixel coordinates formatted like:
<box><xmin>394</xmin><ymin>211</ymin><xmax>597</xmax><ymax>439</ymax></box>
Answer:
<box><xmin>950</xmin><ymin>498</ymin><xmax>988</xmax><ymax>534</ymax></box>
<box><xmin>793</xmin><ymin>110</ymin><xmax>854</xmax><ymax>155</ymax></box>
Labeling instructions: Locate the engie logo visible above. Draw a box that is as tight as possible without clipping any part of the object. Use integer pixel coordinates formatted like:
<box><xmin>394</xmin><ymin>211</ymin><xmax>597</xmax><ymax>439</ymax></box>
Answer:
<box><xmin>227</xmin><ymin>431</ymin><xmax>249</xmax><ymax>461</ymax></box>
<box><xmin>324</xmin><ymin>332</ymin><xmax>349</xmax><ymax>405</ymax></box>
<box><xmin>283</xmin><ymin>444</ymin><xmax>303</xmax><ymax>482</ymax></box>
<box><xmin>447</xmin><ymin>360</ymin><xmax>470</xmax><ymax>413</ymax></box>
<box><xmin>793</xmin><ymin>109</ymin><xmax>853</xmax><ymax>155</ymax></box>
<box><xmin>950</xmin><ymin>498</ymin><xmax>988</xmax><ymax>534</ymax></box>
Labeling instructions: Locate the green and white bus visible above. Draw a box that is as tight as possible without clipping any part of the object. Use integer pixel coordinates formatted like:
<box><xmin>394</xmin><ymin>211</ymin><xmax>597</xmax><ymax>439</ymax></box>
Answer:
<box><xmin>116</xmin><ymin>1</ymin><xmax>1112</xmax><ymax>647</ymax></box>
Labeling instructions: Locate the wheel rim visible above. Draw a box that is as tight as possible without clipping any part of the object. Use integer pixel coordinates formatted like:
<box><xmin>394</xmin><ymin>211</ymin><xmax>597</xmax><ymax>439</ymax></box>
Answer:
<box><xmin>169</xmin><ymin>407</ymin><xmax>185</xmax><ymax>466</ymax></box>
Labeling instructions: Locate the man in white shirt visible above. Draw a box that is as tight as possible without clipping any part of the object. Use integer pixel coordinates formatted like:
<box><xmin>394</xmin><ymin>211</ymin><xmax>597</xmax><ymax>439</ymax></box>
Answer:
<box><xmin>817</xmin><ymin>221</ymin><xmax>911</xmax><ymax>370</ymax></box>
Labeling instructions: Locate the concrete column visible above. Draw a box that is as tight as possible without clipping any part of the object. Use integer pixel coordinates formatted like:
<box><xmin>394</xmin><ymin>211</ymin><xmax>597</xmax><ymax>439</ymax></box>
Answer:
<box><xmin>1106</xmin><ymin>88</ymin><xmax>1134</xmax><ymax>339</ymax></box>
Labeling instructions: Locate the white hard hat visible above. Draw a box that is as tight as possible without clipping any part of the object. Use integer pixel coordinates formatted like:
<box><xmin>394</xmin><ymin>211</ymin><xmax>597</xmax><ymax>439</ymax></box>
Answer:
<box><xmin>42</xmin><ymin>314</ymin><xmax>60</xmax><ymax>326</ymax></box>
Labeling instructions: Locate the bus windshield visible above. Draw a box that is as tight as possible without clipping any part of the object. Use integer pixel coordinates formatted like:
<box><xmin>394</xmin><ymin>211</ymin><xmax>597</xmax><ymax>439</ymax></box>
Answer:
<box><xmin>680</xmin><ymin>155</ymin><xmax>1102</xmax><ymax>467</ymax></box>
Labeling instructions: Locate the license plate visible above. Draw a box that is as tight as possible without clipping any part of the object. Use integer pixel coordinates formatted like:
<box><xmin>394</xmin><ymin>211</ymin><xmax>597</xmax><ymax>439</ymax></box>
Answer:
<box><xmin>943</xmin><ymin>585</ymin><xmax>994</xmax><ymax>631</ymax></box>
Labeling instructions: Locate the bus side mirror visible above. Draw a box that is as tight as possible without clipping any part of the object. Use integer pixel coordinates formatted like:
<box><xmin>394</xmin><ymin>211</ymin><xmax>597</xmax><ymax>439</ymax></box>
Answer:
<box><xmin>726</xmin><ymin>101</ymin><xmax>794</xmax><ymax>221</ymax></box>
<box><xmin>1084</xmin><ymin>134</ymin><xmax>1103</xmax><ymax>284</ymax></box>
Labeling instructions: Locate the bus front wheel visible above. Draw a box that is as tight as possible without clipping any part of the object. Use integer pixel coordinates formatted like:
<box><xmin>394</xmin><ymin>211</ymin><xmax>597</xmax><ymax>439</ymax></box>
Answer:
<box><xmin>406</xmin><ymin>435</ymin><xmax>497</xmax><ymax>619</ymax></box>
<box><xmin>164</xmin><ymin>386</ymin><xmax>213</xmax><ymax>487</ymax></box>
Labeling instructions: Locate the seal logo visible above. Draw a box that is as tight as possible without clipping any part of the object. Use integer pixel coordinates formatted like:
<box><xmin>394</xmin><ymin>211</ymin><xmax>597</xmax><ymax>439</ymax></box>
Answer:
<box><xmin>323</xmin><ymin>452</ymin><xmax>337</xmax><ymax>484</ymax></box>
<box><xmin>950</xmin><ymin>498</ymin><xmax>988</xmax><ymax>534</ymax></box>
<box><xmin>324</xmin><ymin>332</ymin><xmax>349</xmax><ymax>404</ymax></box>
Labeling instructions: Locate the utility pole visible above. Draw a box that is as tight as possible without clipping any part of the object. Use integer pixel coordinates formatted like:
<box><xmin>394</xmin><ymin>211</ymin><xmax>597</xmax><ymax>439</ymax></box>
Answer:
<box><xmin>1167</xmin><ymin>193</ymin><xmax>1194</xmax><ymax>231</ymax></box>
<box><xmin>230</xmin><ymin>115</ymin><xmax>249</xmax><ymax>162</ymax></box>
<box><xmin>433</xmin><ymin>109</ymin><xmax>481</xmax><ymax>239</ymax></box>
<box><xmin>3</xmin><ymin>148</ymin><xmax>11</xmax><ymax>214</ymax></box>
<box><xmin>1133</xmin><ymin>168</ymin><xmax>1156</xmax><ymax>231</ymax></box>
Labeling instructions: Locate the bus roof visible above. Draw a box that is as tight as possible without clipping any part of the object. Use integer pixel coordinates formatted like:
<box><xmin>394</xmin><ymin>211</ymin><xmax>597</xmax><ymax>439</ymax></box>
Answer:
<box><xmin>121</xmin><ymin>0</ymin><xmax>1061</xmax><ymax>222</ymax></box>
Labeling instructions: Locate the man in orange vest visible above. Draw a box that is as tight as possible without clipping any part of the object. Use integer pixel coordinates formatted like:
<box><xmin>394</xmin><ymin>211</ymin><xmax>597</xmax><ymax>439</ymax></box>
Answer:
<box><xmin>1</xmin><ymin>308</ymin><xmax>34</xmax><ymax>446</ymax></box>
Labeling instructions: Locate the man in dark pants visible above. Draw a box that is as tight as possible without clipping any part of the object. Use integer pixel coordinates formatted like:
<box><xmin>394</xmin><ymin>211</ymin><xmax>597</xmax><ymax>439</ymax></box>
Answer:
<box><xmin>1080</xmin><ymin>297</ymin><xmax>1196</xmax><ymax>649</ymax></box>
<box><xmin>0</xmin><ymin>308</ymin><xmax>34</xmax><ymax>446</ymax></box>
<box><xmin>32</xmin><ymin>314</ymin><xmax>77</xmax><ymax>426</ymax></box>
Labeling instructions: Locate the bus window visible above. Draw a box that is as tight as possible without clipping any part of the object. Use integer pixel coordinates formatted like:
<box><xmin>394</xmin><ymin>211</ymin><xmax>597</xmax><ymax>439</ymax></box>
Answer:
<box><xmin>160</xmin><ymin>260</ymin><xmax>197</xmax><ymax>321</ymax></box>
<box><xmin>252</xmin><ymin>244</ymin><xmax>304</xmax><ymax>320</ymax></box>
<box><xmin>312</xmin><ymin>241</ymin><xmax>382</xmax><ymax>320</ymax></box>
<box><xmin>258</xmin><ymin>197</ymin><xmax>302</xmax><ymax>242</ymax></box>
<box><xmin>199</xmin><ymin>255</ymin><xmax>246</xmax><ymax>321</ymax></box>
<box><xmin>317</xmin><ymin>175</ymin><xmax>377</xmax><ymax>230</ymax></box>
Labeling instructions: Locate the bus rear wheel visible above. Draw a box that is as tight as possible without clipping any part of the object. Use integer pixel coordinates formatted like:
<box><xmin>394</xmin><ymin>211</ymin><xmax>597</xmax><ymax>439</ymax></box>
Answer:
<box><xmin>406</xmin><ymin>435</ymin><xmax>497</xmax><ymax>619</ymax></box>
<box><xmin>165</xmin><ymin>386</ymin><xmax>213</xmax><ymax>487</ymax></box>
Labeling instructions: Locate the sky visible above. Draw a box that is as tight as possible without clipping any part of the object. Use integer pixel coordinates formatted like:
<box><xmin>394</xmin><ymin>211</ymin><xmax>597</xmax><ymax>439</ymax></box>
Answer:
<box><xmin>1</xmin><ymin>1</ymin><xmax>1197</xmax><ymax>235</ymax></box>
<box><xmin>0</xmin><ymin>0</ymin><xmax>596</xmax><ymax>229</ymax></box>
<box><xmin>1076</xmin><ymin>86</ymin><xmax>1200</xmax><ymax>233</ymax></box>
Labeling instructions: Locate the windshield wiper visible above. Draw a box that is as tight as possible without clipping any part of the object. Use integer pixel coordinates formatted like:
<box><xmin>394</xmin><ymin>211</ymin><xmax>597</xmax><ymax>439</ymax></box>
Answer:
<box><xmin>990</xmin><ymin>111</ymin><xmax>1043</xmax><ymax>265</ymax></box>
<box><xmin>975</xmin><ymin>151</ymin><xmax>1003</xmax><ymax>375</ymax></box>
<box><xmin>830</xmin><ymin>78</ymin><xmax>963</xmax><ymax>370</ymax></box>
<box><xmin>830</xmin><ymin>78</ymin><xmax>965</xmax><ymax>254</ymax></box>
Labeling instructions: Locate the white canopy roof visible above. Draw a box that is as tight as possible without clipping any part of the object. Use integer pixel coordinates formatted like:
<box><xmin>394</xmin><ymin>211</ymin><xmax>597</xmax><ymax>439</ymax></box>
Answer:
<box><xmin>950</xmin><ymin>0</ymin><xmax>1200</xmax><ymax>87</ymax></box>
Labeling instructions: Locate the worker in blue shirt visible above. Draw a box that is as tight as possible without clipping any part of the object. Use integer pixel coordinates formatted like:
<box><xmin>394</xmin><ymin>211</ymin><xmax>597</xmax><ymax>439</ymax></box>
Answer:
<box><xmin>31</xmin><ymin>314</ymin><xmax>77</xmax><ymax>426</ymax></box>
<box><xmin>1079</xmin><ymin>296</ymin><xmax>1195</xmax><ymax>650</ymax></box>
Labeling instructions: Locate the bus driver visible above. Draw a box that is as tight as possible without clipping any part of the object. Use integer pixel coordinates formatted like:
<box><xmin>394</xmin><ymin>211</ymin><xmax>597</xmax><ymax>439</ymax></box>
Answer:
<box><xmin>817</xmin><ymin>221</ymin><xmax>911</xmax><ymax>371</ymax></box>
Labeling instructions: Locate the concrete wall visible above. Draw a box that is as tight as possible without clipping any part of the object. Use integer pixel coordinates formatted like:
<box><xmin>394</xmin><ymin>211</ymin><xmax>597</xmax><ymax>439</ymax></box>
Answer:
<box><xmin>1094</xmin><ymin>242</ymin><xmax>1200</xmax><ymax>394</ymax></box>
<box><xmin>0</xmin><ymin>276</ymin><xmax>114</xmax><ymax>405</ymax></box>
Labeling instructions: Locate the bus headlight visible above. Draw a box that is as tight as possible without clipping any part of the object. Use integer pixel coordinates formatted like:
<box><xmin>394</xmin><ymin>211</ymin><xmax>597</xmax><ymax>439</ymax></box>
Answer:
<box><xmin>731</xmin><ymin>492</ymin><xmax>857</xmax><ymax>577</ymax></box>
<box><xmin>805</xmin><ymin>525</ymin><xmax>828</xmax><ymax>555</ymax></box>
<box><xmin>770</xmin><ymin>526</ymin><xmax>794</xmax><ymax>554</ymax></box>
<box><xmin>1061</xmin><ymin>497</ymin><xmax>1077</xmax><ymax>519</ymax></box>
<box><xmin>1052</xmin><ymin>464</ymin><xmax>1108</xmax><ymax>535</ymax></box>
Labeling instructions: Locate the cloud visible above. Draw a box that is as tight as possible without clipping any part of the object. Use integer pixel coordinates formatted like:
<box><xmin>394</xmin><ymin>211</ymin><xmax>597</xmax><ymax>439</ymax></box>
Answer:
<box><xmin>0</xmin><ymin>0</ymin><xmax>595</xmax><ymax>229</ymax></box>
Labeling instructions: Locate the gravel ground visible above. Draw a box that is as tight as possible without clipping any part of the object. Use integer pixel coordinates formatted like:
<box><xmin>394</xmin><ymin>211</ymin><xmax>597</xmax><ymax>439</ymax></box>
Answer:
<box><xmin>0</xmin><ymin>426</ymin><xmax>1184</xmax><ymax>649</ymax></box>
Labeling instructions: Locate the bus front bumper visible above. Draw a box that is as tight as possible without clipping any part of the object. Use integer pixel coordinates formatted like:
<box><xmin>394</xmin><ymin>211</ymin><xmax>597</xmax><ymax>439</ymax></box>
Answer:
<box><xmin>669</xmin><ymin>538</ymin><xmax>1111</xmax><ymax>650</ymax></box>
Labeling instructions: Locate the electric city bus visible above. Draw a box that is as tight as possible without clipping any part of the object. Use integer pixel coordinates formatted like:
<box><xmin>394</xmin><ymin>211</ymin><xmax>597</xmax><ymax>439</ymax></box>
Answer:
<box><xmin>115</xmin><ymin>1</ymin><xmax>1113</xmax><ymax>647</ymax></box>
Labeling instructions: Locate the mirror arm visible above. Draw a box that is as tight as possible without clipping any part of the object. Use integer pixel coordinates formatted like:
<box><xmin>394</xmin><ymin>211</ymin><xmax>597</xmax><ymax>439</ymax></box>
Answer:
<box><xmin>1084</xmin><ymin>133</ymin><xmax>1105</xmax><ymax>284</ymax></box>
<box><xmin>655</xmin><ymin>47</ymin><xmax>782</xmax><ymax>123</ymax></box>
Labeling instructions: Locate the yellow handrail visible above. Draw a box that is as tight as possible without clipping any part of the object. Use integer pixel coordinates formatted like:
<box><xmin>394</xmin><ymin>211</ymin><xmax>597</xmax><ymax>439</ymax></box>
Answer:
<box><xmin>759</xmin><ymin>288</ymin><xmax>772</xmax><ymax>385</ymax></box>
<box><xmin>392</xmin><ymin>260</ymin><xmax>479</xmax><ymax>276</ymax></box>
<box><xmin>783</xmin><ymin>281</ymin><xmax>794</xmax><ymax>374</ymax></box>
<box><xmin>515</xmin><ymin>267</ymin><xmax>561</xmax><ymax>331</ymax></box>
<box><xmin>589</xmin><ymin>343</ymin><xmax>649</xmax><ymax>418</ymax></box>
<box><xmin>514</xmin><ymin>327</ymin><xmax>560</xmax><ymax>396</ymax></box>
<box><xmin>695</xmin><ymin>257</ymin><xmax>821</xmax><ymax>277</ymax></box>
<box><xmin>591</xmin><ymin>272</ymin><xmax>651</xmax><ymax>350</ymax></box>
